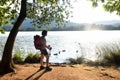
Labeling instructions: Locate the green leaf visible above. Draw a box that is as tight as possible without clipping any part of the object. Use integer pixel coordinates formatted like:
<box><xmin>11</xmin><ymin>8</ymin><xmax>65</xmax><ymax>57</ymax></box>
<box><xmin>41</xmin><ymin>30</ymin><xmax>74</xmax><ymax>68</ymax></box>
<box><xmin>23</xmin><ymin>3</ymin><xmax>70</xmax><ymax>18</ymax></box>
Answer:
<box><xmin>0</xmin><ymin>28</ymin><xmax>5</xmax><ymax>34</ymax></box>
<box><xmin>39</xmin><ymin>0</ymin><xmax>43</xmax><ymax>3</ymax></box>
<box><xmin>92</xmin><ymin>2</ymin><xmax>98</xmax><ymax>8</ymax></box>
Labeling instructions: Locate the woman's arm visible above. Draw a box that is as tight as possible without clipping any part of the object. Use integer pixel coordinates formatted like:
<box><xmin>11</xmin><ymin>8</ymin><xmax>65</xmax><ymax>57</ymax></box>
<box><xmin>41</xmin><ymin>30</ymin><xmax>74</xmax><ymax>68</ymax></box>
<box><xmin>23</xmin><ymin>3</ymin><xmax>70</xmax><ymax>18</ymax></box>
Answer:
<box><xmin>42</xmin><ymin>38</ymin><xmax>52</xmax><ymax>50</ymax></box>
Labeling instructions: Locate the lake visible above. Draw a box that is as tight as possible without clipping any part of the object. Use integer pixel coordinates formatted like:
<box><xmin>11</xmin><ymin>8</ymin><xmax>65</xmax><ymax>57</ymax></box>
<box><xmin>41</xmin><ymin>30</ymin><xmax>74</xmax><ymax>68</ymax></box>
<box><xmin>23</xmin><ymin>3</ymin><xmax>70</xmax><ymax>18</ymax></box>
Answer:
<box><xmin>0</xmin><ymin>31</ymin><xmax>120</xmax><ymax>63</ymax></box>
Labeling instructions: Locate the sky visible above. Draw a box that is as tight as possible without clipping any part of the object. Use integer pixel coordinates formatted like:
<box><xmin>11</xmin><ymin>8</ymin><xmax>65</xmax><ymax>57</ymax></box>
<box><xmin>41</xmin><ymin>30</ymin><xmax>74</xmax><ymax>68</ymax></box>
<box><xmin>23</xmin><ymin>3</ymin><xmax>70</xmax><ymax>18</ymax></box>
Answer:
<box><xmin>69</xmin><ymin>0</ymin><xmax>120</xmax><ymax>23</ymax></box>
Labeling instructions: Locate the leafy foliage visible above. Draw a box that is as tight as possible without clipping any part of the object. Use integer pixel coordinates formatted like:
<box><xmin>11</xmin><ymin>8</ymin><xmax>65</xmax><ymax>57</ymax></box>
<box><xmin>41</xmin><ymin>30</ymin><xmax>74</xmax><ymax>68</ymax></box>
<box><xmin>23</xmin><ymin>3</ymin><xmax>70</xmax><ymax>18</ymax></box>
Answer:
<box><xmin>0</xmin><ymin>0</ymin><xmax>73</xmax><ymax>74</ymax></box>
<box><xmin>0</xmin><ymin>0</ymin><xmax>72</xmax><ymax>33</ymax></box>
<box><xmin>89</xmin><ymin>0</ymin><xmax>120</xmax><ymax>16</ymax></box>
<box><xmin>26</xmin><ymin>0</ymin><xmax>72</xmax><ymax>28</ymax></box>
<box><xmin>0</xmin><ymin>0</ymin><xmax>20</xmax><ymax>33</ymax></box>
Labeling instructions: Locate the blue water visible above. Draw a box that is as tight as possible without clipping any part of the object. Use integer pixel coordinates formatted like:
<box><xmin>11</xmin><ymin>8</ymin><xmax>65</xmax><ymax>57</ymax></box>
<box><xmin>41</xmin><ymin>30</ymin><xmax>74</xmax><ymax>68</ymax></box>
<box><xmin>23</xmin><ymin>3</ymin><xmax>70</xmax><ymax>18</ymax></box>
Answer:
<box><xmin>0</xmin><ymin>31</ymin><xmax>120</xmax><ymax>63</ymax></box>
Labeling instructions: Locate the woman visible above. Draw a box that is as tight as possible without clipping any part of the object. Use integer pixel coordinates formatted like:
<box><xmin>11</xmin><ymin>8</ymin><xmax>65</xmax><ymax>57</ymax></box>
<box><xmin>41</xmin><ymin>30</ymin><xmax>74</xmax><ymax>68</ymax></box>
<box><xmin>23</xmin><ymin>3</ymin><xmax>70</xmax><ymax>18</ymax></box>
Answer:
<box><xmin>39</xmin><ymin>30</ymin><xmax>52</xmax><ymax>71</ymax></box>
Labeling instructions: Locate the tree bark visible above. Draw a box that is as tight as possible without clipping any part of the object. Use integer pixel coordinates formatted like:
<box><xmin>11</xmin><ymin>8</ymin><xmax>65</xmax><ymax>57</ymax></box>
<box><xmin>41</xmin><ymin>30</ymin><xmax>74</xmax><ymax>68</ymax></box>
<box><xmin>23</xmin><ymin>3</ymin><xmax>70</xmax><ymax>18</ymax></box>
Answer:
<box><xmin>0</xmin><ymin>0</ymin><xmax>27</xmax><ymax>75</ymax></box>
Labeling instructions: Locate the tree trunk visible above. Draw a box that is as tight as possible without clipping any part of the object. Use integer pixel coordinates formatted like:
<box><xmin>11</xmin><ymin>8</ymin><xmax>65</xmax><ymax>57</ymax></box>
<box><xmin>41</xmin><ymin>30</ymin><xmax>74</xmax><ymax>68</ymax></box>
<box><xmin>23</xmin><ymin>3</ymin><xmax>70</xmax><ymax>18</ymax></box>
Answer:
<box><xmin>0</xmin><ymin>0</ymin><xmax>27</xmax><ymax>75</ymax></box>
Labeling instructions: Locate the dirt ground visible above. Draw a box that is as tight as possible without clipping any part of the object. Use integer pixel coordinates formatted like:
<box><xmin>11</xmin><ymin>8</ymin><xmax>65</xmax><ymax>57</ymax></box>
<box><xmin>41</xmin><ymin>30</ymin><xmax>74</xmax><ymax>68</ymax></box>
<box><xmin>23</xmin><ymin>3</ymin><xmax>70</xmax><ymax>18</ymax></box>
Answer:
<box><xmin>0</xmin><ymin>63</ymin><xmax>120</xmax><ymax>80</ymax></box>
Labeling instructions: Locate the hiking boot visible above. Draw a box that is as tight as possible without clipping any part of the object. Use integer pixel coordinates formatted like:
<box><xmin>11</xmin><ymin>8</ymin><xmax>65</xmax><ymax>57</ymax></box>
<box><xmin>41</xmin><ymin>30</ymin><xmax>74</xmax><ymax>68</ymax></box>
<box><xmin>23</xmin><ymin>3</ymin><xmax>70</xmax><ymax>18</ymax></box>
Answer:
<box><xmin>46</xmin><ymin>67</ymin><xmax>52</xmax><ymax>71</ymax></box>
<box><xmin>40</xmin><ymin>66</ymin><xmax>45</xmax><ymax>70</ymax></box>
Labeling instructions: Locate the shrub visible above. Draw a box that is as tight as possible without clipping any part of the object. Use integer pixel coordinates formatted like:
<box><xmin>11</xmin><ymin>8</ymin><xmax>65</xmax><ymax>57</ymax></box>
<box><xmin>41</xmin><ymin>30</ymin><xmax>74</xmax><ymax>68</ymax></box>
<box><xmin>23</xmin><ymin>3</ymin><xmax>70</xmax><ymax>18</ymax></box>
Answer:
<box><xmin>67</xmin><ymin>56</ymin><xmax>84</xmax><ymax>64</ymax></box>
<box><xmin>13</xmin><ymin>51</ymin><xmax>24</xmax><ymax>64</ymax></box>
<box><xmin>67</xmin><ymin>58</ymin><xmax>77</xmax><ymax>64</ymax></box>
<box><xmin>96</xmin><ymin>44</ymin><xmax>120</xmax><ymax>66</ymax></box>
<box><xmin>102</xmin><ymin>51</ymin><xmax>120</xmax><ymax>66</ymax></box>
<box><xmin>31</xmin><ymin>53</ymin><xmax>40</xmax><ymax>63</ymax></box>
<box><xmin>24</xmin><ymin>52</ymin><xmax>40</xmax><ymax>63</ymax></box>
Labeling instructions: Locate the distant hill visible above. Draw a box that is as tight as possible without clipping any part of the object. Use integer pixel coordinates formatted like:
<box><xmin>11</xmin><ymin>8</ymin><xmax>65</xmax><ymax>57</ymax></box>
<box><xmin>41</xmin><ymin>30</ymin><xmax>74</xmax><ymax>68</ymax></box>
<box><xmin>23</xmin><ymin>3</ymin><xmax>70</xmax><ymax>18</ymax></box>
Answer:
<box><xmin>94</xmin><ymin>20</ymin><xmax>120</xmax><ymax>25</ymax></box>
<box><xmin>21</xmin><ymin>19</ymin><xmax>120</xmax><ymax>27</ymax></box>
<box><xmin>21</xmin><ymin>18</ymin><xmax>33</xmax><ymax>28</ymax></box>
<box><xmin>3</xmin><ymin>19</ymin><xmax>120</xmax><ymax>31</ymax></box>
<box><xmin>21</xmin><ymin>19</ymin><xmax>82</xmax><ymax>31</ymax></box>
<box><xmin>21</xmin><ymin>19</ymin><xmax>81</xmax><ymax>27</ymax></box>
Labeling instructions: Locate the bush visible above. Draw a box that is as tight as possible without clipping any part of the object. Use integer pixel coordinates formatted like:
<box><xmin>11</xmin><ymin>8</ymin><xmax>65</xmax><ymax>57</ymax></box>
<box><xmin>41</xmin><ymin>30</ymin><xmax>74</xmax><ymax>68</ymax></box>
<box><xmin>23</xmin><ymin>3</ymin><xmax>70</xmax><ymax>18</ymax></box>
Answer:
<box><xmin>67</xmin><ymin>56</ymin><xmax>84</xmax><ymax>64</ymax></box>
<box><xmin>102</xmin><ymin>51</ymin><xmax>120</xmax><ymax>66</ymax></box>
<box><xmin>67</xmin><ymin>58</ymin><xmax>77</xmax><ymax>64</ymax></box>
<box><xmin>13</xmin><ymin>51</ymin><xmax>24</xmax><ymax>64</ymax></box>
<box><xmin>96</xmin><ymin>45</ymin><xmax>120</xmax><ymax>66</ymax></box>
<box><xmin>76</xmin><ymin>57</ymin><xmax>85</xmax><ymax>64</ymax></box>
<box><xmin>24</xmin><ymin>52</ymin><xmax>40</xmax><ymax>63</ymax></box>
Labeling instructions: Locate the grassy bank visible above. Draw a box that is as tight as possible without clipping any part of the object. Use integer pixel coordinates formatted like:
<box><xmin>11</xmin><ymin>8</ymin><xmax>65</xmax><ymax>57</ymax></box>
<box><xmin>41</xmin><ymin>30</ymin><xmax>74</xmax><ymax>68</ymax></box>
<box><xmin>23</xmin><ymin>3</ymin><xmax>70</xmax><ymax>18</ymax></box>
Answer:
<box><xmin>0</xmin><ymin>42</ymin><xmax>114</xmax><ymax>68</ymax></box>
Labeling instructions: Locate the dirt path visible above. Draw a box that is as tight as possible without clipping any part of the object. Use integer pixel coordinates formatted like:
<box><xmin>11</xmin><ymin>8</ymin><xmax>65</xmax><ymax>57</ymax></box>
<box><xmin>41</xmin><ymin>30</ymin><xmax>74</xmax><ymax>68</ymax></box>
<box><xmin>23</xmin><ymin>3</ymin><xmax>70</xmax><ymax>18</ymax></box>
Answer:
<box><xmin>0</xmin><ymin>64</ymin><xmax>120</xmax><ymax>80</ymax></box>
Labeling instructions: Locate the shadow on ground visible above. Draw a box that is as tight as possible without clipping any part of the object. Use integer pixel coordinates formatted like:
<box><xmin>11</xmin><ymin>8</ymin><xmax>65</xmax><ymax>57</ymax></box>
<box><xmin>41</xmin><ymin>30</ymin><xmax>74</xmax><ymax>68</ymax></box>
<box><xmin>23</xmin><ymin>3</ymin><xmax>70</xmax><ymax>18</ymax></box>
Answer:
<box><xmin>25</xmin><ymin>69</ymin><xmax>49</xmax><ymax>80</ymax></box>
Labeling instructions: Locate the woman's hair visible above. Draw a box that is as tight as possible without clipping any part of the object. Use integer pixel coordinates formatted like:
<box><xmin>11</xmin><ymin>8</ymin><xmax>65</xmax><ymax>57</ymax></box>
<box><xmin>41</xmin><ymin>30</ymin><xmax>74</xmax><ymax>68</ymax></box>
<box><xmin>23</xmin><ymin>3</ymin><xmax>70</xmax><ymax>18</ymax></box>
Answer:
<box><xmin>42</xmin><ymin>30</ymin><xmax>47</xmax><ymax>36</ymax></box>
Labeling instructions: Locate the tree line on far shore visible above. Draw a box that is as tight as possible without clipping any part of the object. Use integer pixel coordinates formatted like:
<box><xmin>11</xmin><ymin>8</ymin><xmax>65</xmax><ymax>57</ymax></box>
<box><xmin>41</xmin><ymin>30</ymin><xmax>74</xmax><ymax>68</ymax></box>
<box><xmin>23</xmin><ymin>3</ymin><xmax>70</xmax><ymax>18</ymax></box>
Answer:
<box><xmin>3</xmin><ymin>23</ymin><xmax>120</xmax><ymax>31</ymax></box>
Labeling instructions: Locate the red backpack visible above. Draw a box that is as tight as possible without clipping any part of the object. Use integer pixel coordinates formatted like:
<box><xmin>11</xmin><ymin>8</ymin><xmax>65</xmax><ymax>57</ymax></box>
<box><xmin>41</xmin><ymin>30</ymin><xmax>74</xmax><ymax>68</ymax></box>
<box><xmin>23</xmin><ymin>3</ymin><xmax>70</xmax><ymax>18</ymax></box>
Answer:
<box><xmin>34</xmin><ymin>35</ymin><xmax>41</xmax><ymax>49</ymax></box>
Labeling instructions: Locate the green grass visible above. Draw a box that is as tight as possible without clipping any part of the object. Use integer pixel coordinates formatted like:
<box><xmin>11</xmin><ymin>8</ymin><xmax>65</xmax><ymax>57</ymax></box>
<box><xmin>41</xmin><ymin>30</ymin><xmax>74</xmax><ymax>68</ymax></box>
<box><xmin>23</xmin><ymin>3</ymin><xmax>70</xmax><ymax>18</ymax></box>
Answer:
<box><xmin>24</xmin><ymin>52</ymin><xmax>40</xmax><ymax>63</ymax></box>
<box><xmin>12</xmin><ymin>43</ymin><xmax>120</xmax><ymax>67</ymax></box>
<box><xmin>102</xmin><ymin>51</ymin><xmax>120</xmax><ymax>66</ymax></box>
<box><xmin>67</xmin><ymin>43</ymin><xmax>120</xmax><ymax>67</ymax></box>
<box><xmin>13</xmin><ymin>50</ymin><xmax>25</xmax><ymax>64</ymax></box>
<box><xmin>95</xmin><ymin>44</ymin><xmax>120</xmax><ymax>66</ymax></box>
<box><xmin>12</xmin><ymin>50</ymin><xmax>40</xmax><ymax>64</ymax></box>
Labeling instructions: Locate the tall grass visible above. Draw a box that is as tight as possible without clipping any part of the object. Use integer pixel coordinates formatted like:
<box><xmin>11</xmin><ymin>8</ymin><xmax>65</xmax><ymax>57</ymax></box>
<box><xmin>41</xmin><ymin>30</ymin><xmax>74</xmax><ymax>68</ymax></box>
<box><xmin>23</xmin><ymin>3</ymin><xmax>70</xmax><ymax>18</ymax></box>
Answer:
<box><xmin>67</xmin><ymin>42</ymin><xmax>120</xmax><ymax>66</ymax></box>
<box><xmin>95</xmin><ymin>43</ymin><xmax>120</xmax><ymax>66</ymax></box>
<box><xmin>13</xmin><ymin>50</ymin><xmax>25</xmax><ymax>64</ymax></box>
<box><xmin>66</xmin><ymin>42</ymin><xmax>86</xmax><ymax>64</ymax></box>
<box><xmin>12</xmin><ymin>47</ymin><xmax>40</xmax><ymax>64</ymax></box>
<box><xmin>24</xmin><ymin>52</ymin><xmax>40</xmax><ymax>63</ymax></box>
<box><xmin>11</xmin><ymin>41</ymin><xmax>120</xmax><ymax>66</ymax></box>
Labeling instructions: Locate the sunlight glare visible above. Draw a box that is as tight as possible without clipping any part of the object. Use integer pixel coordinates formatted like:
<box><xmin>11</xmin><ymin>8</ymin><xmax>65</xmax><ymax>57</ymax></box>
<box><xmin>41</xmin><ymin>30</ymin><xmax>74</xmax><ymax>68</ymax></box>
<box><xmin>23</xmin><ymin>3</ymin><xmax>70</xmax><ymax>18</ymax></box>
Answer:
<box><xmin>70</xmin><ymin>0</ymin><xmax>120</xmax><ymax>23</ymax></box>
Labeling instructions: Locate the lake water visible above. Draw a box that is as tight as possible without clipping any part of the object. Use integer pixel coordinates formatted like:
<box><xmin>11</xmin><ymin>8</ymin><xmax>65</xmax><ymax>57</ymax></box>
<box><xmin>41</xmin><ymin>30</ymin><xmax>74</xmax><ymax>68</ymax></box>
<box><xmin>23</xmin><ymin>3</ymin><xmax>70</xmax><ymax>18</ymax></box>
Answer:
<box><xmin>1</xmin><ymin>31</ymin><xmax>120</xmax><ymax>63</ymax></box>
